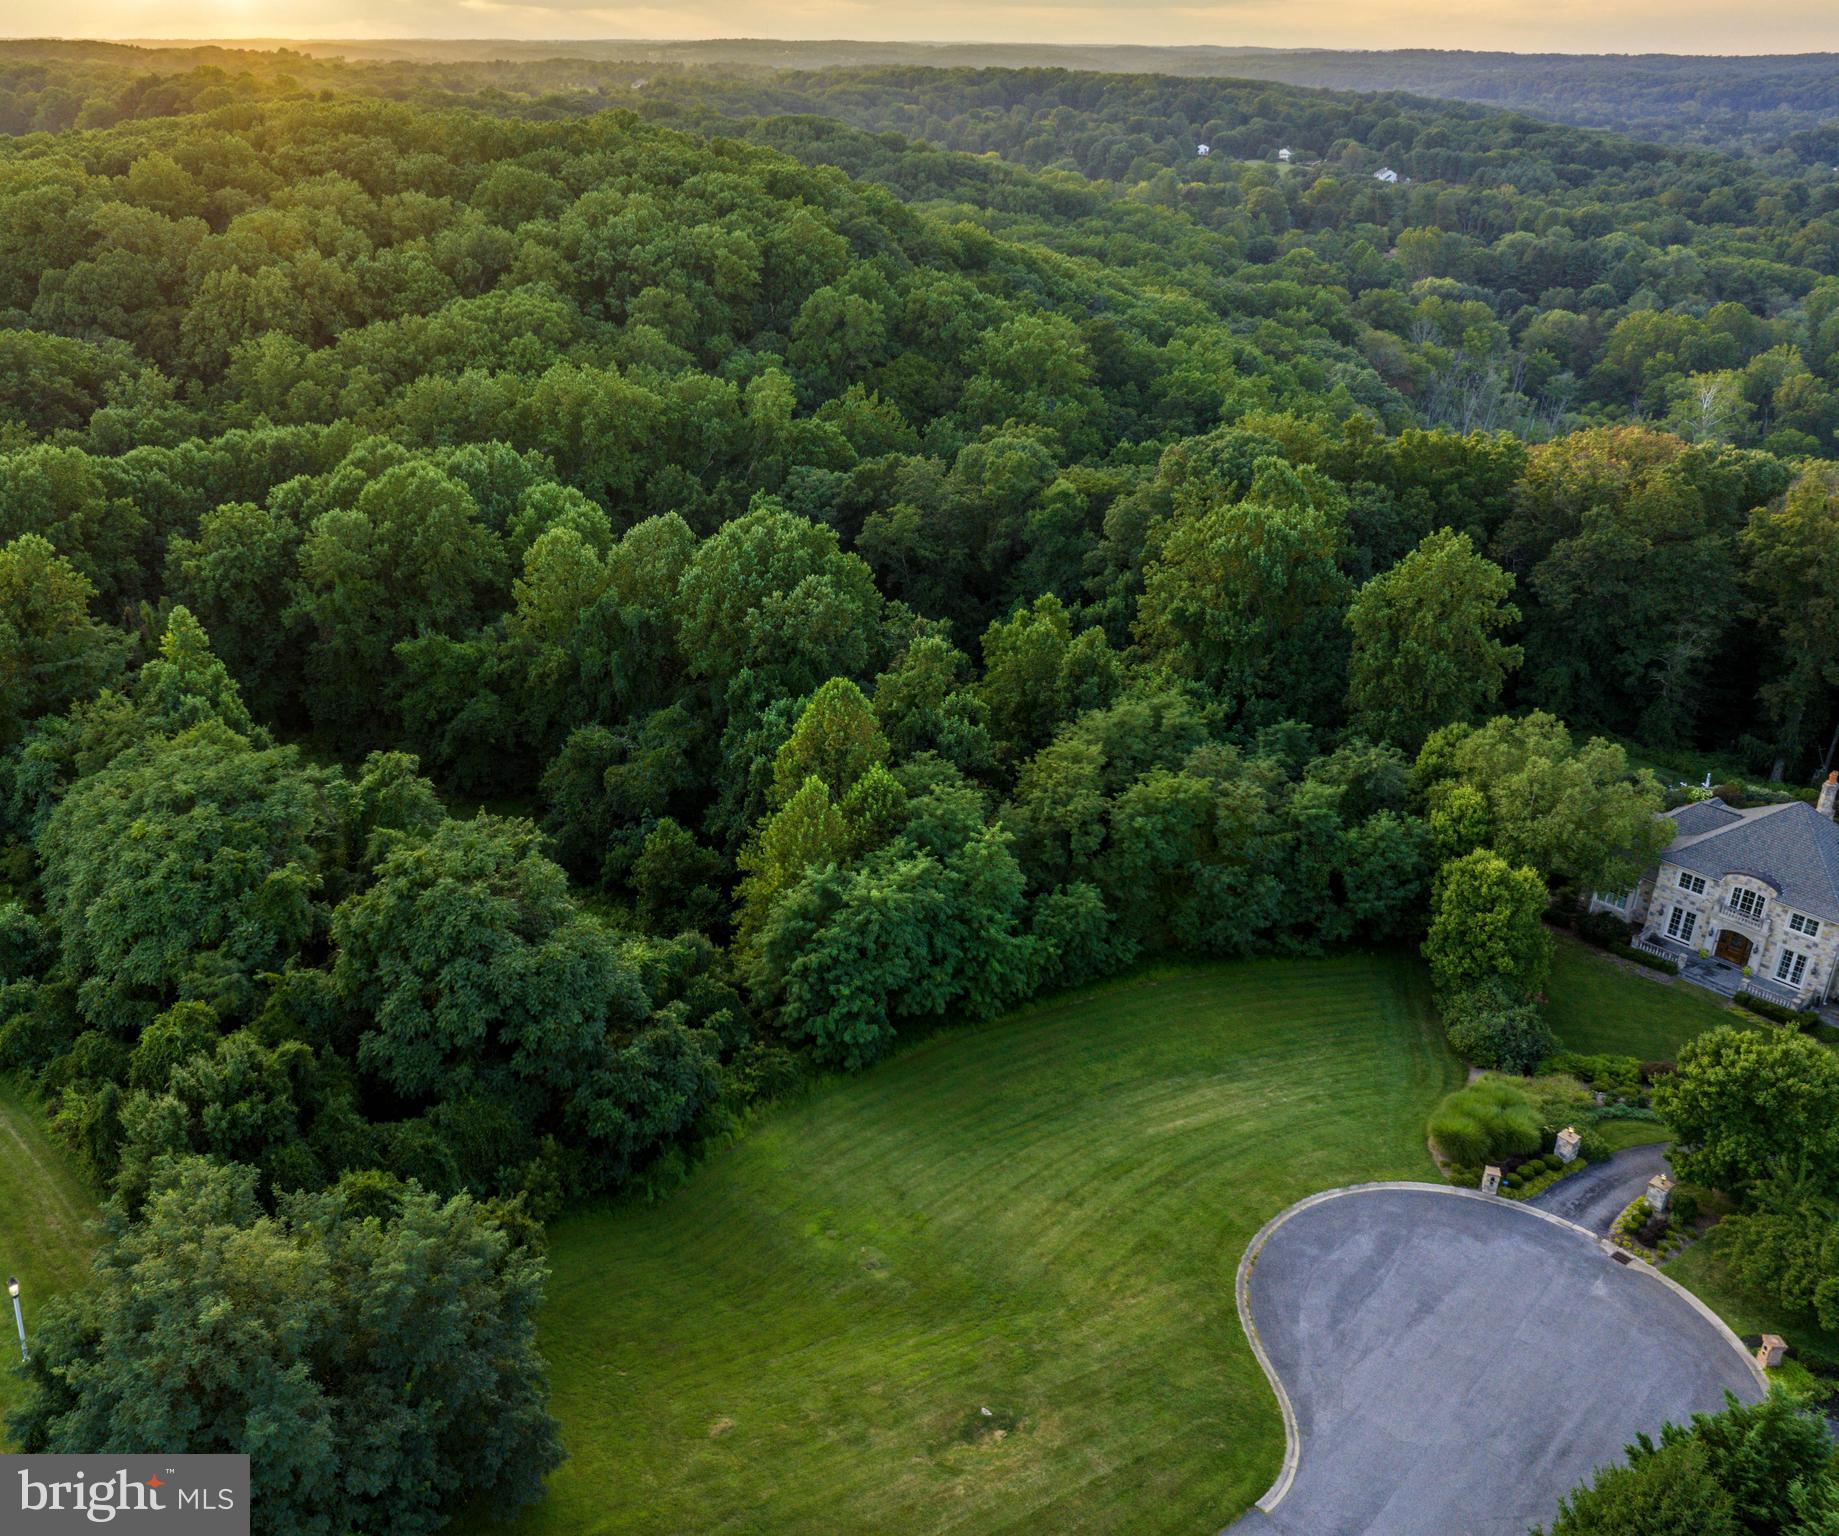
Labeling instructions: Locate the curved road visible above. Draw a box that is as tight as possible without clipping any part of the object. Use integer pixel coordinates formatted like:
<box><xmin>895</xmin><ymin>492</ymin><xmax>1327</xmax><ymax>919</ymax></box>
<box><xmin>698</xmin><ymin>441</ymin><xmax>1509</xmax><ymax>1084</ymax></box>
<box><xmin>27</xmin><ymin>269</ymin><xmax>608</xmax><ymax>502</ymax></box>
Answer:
<box><xmin>1529</xmin><ymin>1143</ymin><xmax>1672</xmax><ymax>1235</ymax></box>
<box><xmin>1229</xmin><ymin>1185</ymin><xmax>1759</xmax><ymax>1536</ymax></box>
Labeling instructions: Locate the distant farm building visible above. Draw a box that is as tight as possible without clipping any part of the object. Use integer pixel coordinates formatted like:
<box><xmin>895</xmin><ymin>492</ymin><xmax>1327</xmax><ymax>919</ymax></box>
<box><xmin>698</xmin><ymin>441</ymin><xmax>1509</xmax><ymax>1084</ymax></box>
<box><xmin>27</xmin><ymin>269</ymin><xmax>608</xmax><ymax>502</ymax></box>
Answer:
<box><xmin>1374</xmin><ymin>167</ymin><xmax>1399</xmax><ymax>184</ymax></box>
<box><xmin>1197</xmin><ymin>143</ymin><xmax>1211</xmax><ymax>156</ymax></box>
<box><xmin>1278</xmin><ymin>147</ymin><xmax>1292</xmax><ymax>162</ymax></box>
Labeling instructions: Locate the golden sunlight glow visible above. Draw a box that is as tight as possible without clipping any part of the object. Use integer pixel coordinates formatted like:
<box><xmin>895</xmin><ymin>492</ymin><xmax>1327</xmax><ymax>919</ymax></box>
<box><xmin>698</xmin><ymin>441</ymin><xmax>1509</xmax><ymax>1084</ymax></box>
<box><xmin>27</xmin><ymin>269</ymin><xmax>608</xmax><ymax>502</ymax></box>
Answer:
<box><xmin>11</xmin><ymin>0</ymin><xmax>1838</xmax><ymax>53</ymax></box>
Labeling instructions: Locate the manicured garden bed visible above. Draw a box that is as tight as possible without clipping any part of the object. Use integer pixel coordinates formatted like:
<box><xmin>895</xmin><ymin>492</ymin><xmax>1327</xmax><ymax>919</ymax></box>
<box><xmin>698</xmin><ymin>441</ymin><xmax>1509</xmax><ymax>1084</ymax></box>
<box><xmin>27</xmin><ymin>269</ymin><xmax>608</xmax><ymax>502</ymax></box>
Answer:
<box><xmin>1609</xmin><ymin>1193</ymin><xmax>1695</xmax><ymax>1262</ymax></box>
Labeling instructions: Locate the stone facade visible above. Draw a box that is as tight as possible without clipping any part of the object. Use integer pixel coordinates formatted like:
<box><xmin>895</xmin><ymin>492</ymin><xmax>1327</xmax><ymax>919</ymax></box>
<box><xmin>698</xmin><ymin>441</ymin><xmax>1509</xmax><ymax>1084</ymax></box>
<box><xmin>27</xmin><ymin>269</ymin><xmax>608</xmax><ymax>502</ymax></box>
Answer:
<box><xmin>1590</xmin><ymin>791</ymin><xmax>1839</xmax><ymax>1007</ymax></box>
<box><xmin>1623</xmin><ymin>862</ymin><xmax>1839</xmax><ymax>1004</ymax></box>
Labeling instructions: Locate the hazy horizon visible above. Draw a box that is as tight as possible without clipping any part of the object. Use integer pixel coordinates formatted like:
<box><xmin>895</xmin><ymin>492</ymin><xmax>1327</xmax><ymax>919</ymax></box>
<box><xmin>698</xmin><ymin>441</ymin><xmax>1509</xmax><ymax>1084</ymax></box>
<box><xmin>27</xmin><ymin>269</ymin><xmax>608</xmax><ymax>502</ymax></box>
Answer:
<box><xmin>5</xmin><ymin>2</ymin><xmax>1838</xmax><ymax>57</ymax></box>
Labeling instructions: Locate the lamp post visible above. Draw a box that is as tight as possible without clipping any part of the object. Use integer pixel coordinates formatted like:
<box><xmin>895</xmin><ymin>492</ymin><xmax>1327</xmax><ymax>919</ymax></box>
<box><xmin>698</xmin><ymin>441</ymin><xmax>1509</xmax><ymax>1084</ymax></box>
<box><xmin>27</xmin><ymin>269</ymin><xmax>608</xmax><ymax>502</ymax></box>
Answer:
<box><xmin>7</xmin><ymin>1276</ymin><xmax>24</xmax><ymax>1362</ymax></box>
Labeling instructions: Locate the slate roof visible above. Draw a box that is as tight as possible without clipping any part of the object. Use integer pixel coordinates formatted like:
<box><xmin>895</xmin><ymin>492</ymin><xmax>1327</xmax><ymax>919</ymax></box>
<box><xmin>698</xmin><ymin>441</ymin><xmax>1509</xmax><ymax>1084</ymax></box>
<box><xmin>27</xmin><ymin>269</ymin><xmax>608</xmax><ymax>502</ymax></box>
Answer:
<box><xmin>1659</xmin><ymin>798</ymin><xmax>1839</xmax><ymax>923</ymax></box>
<box><xmin>1666</xmin><ymin>800</ymin><xmax>1744</xmax><ymax>838</ymax></box>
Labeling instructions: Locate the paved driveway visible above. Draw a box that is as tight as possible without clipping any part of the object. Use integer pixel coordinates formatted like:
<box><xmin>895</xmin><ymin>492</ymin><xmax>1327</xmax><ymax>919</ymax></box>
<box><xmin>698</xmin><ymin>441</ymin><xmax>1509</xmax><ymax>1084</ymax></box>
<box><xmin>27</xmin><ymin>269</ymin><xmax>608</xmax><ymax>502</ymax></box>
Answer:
<box><xmin>1229</xmin><ymin>1186</ymin><xmax>1761</xmax><ymax>1536</ymax></box>
<box><xmin>1530</xmin><ymin>1143</ymin><xmax>1672</xmax><ymax>1235</ymax></box>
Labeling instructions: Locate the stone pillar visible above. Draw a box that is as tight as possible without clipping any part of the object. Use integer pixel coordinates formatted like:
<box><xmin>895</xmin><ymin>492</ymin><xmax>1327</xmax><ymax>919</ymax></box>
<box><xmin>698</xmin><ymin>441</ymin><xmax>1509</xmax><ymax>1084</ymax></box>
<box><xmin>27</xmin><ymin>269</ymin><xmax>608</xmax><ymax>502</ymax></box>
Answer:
<box><xmin>1758</xmin><ymin>1334</ymin><xmax>1788</xmax><ymax>1369</ymax></box>
<box><xmin>1555</xmin><ymin>1127</ymin><xmax>1581</xmax><ymax>1164</ymax></box>
<box><xmin>1646</xmin><ymin>1174</ymin><xmax>1673</xmax><ymax>1215</ymax></box>
<box><xmin>1481</xmin><ymin>1166</ymin><xmax>1502</xmax><ymax>1197</ymax></box>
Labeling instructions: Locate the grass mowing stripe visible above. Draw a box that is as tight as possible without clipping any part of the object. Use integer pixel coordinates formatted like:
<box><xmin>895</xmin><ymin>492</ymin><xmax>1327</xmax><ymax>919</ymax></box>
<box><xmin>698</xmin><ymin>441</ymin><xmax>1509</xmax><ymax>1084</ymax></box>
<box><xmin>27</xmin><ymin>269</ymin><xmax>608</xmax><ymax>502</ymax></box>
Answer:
<box><xmin>477</xmin><ymin>951</ymin><xmax>1460</xmax><ymax>1536</ymax></box>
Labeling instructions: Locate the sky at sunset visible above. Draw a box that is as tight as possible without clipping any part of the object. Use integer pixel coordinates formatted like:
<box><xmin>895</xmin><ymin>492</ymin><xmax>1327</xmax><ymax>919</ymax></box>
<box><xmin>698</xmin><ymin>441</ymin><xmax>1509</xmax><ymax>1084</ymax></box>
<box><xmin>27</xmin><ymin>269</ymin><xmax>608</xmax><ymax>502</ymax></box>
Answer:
<box><xmin>7</xmin><ymin>1</ymin><xmax>1839</xmax><ymax>54</ymax></box>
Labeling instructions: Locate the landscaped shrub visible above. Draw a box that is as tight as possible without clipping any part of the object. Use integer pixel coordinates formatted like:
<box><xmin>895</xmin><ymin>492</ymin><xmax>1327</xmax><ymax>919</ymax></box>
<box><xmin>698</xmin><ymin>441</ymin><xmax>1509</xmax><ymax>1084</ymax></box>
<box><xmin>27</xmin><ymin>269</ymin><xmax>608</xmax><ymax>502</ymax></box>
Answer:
<box><xmin>1439</xmin><ymin>979</ymin><xmax>1554</xmax><ymax>1073</ymax></box>
<box><xmin>1615</xmin><ymin>945</ymin><xmax>1679</xmax><ymax>976</ymax></box>
<box><xmin>1542</xmin><ymin>1050</ymin><xmax>1642</xmax><ymax>1101</ymax></box>
<box><xmin>1428</xmin><ymin>1079</ymin><xmax>1542</xmax><ymax>1166</ymax></box>
<box><xmin>1501</xmin><ymin>1157</ymin><xmax>1587</xmax><ymax>1200</ymax></box>
<box><xmin>1732</xmin><ymin>994</ymin><xmax>1822</xmax><ymax>1031</ymax></box>
<box><xmin>1573</xmin><ymin>910</ymin><xmax>1632</xmax><ymax>948</ymax></box>
<box><xmin>1512</xmin><ymin>1071</ymin><xmax>1597</xmax><ymax>1137</ymax></box>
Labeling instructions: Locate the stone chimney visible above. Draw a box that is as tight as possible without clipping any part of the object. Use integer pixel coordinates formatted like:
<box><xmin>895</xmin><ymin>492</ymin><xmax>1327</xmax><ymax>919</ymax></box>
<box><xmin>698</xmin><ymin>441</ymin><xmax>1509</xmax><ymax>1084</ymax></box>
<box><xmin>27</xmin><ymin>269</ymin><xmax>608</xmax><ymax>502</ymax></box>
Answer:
<box><xmin>1821</xmin><ymin>771</ymin><xmax>1838</xmax><ymax>820</ymax></box>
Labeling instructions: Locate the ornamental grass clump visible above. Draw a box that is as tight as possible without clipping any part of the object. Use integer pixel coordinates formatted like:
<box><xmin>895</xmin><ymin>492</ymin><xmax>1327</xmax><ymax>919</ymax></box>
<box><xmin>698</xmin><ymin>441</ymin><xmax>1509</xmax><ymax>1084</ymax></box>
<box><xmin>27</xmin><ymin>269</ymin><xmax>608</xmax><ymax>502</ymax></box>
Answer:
<box><xmin>1428</xmin><ymin>1078</ymin><xmax>1542</xmax><ymax>1166</ymax></box>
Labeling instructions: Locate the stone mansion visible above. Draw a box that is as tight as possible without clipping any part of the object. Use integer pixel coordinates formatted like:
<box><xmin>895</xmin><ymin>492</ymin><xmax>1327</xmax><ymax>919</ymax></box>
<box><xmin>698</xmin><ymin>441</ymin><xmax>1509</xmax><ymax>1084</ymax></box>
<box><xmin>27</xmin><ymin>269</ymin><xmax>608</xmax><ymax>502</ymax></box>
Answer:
<box><xmin>1590</xmin><ymin>773</ymin><xmax>1839</xmax><ymax>1009</ymax></box>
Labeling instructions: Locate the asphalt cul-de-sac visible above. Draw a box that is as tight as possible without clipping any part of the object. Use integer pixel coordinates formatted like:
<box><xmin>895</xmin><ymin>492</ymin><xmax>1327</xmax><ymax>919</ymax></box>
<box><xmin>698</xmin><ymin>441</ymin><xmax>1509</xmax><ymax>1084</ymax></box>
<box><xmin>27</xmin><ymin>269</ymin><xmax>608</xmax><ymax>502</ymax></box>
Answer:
<box><xmin>1228</xmin><ymin>1186</ymin><xmax>1762</xmax><ymax>1536</ymax></box>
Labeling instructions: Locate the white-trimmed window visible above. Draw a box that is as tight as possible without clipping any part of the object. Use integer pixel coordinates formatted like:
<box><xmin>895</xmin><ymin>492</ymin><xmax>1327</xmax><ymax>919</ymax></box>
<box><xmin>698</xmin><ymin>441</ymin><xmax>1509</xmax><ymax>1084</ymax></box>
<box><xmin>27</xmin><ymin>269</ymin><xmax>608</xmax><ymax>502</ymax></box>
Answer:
<box><xmin>1595</xmin><ymin>890</ymin><xmax>1629</xmax><ymax>912</ymax></box>
<box><xmin>1777</xmin><ymin>949</ymin><xmax>1809</xmax><ymax>987</ymax></box>
<box><xmin>1729</xmin><ymin>887</ymin><xmax>1768</xmax><ymax>920</ymax></box>
<box><xmin>1667</xmin><ymin>908</ymin><xmax>1697</xmax><ymax>943</ymax></box>
<box><xmin>1677</xmin><ymin>870</ymin><xmax>1707</xmax><ymax>895</ymax></box>
<box><xmin>1789</xmin><ymin>913</ymin><xmax>1821</xmax><ymax>938</ymax></box>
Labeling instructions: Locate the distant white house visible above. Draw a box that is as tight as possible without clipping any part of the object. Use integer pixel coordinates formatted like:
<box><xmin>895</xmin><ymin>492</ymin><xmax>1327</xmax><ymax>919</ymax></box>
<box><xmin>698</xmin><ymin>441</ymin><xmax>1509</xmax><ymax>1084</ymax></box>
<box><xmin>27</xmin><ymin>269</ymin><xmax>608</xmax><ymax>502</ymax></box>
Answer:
<box><xmin>1277</xmin><ymin>147</ymin><xmax>1292</xmax><ymax>163</ymax></box>
<box><xmin>1196</xmin><ymin>143</ymin><xmax>1211</xmax><ymax>157</ymax></box>
<box><xmin>1374</xmin><ymin>167</ymin><xmax>1399</xmax><ymax>184</ymax></box>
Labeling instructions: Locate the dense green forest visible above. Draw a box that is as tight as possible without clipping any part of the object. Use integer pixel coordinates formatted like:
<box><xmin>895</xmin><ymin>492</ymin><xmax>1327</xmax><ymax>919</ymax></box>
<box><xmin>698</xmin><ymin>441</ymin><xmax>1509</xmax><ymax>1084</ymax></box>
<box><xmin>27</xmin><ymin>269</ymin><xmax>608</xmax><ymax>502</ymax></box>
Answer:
<box><xmin>2</xmin><ymin>43</ymin><xmax>1838</xmax><ymax>1530</ymax></box>
<box><xmin>11</xmin><ymin>39</ymin><xmax>1839</xmax><ymax>159</ymax></box>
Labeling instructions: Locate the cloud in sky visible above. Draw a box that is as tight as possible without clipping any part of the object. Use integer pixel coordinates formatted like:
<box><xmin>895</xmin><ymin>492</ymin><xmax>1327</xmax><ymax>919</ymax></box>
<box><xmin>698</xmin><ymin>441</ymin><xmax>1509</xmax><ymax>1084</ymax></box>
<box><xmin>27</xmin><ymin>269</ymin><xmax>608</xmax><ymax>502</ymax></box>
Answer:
<box><xmin>11</xmin><ymin>0</ymin><xmax>1839</xmax><ymax>53</ymax></box>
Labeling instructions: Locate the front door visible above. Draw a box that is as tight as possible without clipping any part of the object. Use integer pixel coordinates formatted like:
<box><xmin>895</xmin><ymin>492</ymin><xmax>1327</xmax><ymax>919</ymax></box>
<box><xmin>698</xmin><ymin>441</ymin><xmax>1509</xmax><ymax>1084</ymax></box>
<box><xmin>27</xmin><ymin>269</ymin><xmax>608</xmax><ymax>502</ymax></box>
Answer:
<box><xmin>1715</xmin><ymin>929</ymin><xmax>1752</xmax><ymax>966</ymax></box>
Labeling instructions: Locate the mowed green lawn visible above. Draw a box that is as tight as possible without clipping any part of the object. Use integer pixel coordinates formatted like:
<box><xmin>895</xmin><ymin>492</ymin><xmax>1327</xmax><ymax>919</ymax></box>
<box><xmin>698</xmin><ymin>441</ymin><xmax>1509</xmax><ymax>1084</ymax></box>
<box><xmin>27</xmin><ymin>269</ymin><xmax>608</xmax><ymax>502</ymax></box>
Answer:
<box><xmin>1543</xmin><ymin>934</ymin><xmax>1740</xmax><ymax>1060</ymax></box>
<box><xmin>492</xmin><ymin>953</ymin><xmax>1461</xmax><ymax>1536</ymax></box>
<box><xmin>0</xmin><ymin>1077</ymin><xmax>98</xmax><ymax>1432</ymax></box>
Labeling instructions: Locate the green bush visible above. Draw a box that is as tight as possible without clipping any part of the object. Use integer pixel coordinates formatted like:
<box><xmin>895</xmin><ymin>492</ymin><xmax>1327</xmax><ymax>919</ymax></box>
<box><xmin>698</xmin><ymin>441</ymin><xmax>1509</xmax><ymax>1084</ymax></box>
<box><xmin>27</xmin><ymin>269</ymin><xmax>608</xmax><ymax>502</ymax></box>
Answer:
<box><xmin>1428</xmin><ymin>1079</ymin><xmax>1542</xmax><ymax>1166</ymax></box>
<box><xmin>1575</xmin><ymin>1128</ymin><xmax>1611</xmax><ymax>1163</ymax></box>
<box><xmin>1573</xmin><ymin>910</ymin><xmax>1633</xmax><ymax>948</ymax></box>
<box><xmin>1439</xmin><ymin>979</ymin><xmax>1555</xmax><ymax>1074</ymax></box>
<box><xmin>1614</xmin><ymin>944</ymin><xmax>1679</xmax><ymax>976</ymax></box>
<box><xmin>1428</xmin><ymin>1106</ymin><xmax>1488</xmax><ymax>1166</ymax></box>
<box><xmin>1505</xmin><ymin>1164</ymin><xmax>1569</xmax><ymax>1200</ymax></box>
<box><xmin>1542</xmin><ymin>1050</ymin><xmax>1643</xmax><ymax>1100</ymax></box>
<box><xmin>1732</xmin><ymin>994</ymin><xmax>1822</xmax><ymax>1031</ymax></box>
